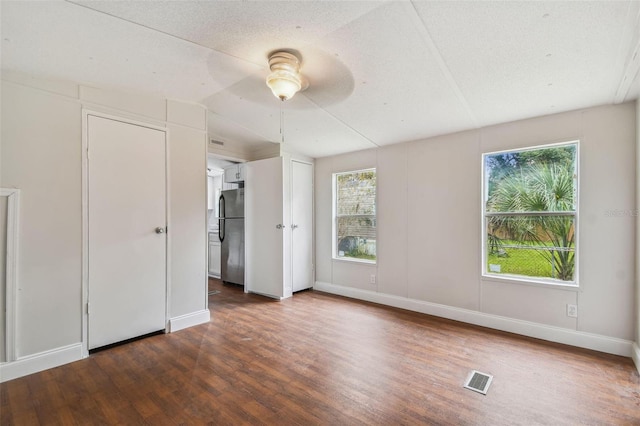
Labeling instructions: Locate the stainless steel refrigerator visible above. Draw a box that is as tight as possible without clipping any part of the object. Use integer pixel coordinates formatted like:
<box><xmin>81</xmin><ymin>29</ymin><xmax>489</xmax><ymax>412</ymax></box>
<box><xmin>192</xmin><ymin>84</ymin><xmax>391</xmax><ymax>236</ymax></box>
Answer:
<box><xmin>218</xmin><ymin>189</ymin><xmax>244</xmax><ymax>286</ymax></box>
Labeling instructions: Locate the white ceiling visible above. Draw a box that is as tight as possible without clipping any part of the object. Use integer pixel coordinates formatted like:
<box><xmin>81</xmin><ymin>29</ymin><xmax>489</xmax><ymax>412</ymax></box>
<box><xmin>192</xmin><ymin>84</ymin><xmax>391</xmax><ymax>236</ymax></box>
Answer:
<box><xmin>2</xmin><ymin>1</ymin><xmax>639</xmax><ymax>158</ymax></box>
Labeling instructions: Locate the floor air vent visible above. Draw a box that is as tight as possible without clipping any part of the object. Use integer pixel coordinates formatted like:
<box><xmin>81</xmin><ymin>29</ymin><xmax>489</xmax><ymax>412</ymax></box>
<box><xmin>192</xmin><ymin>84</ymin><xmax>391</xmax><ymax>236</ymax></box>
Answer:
<box><xmin>464</xmin><ymin>370</ymin><xmax>493</xmax><ymax>395</ymax></box>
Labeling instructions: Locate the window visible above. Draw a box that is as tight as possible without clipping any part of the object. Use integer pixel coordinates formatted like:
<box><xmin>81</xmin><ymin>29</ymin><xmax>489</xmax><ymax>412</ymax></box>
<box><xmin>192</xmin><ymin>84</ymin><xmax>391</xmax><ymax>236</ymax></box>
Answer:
<box><xmin>334</xmin><ymin>169</ymin><xmax>376</xmax><ymax>262</ymax></box>
<box><xmin>483</xmin><ymin>142</ymin><xmax>578</xmax><ymax>284</ymax></box>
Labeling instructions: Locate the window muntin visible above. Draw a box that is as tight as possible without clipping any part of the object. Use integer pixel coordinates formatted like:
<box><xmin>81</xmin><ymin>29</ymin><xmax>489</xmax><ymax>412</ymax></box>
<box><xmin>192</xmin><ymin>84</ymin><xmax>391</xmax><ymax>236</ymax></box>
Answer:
<box><xmin>334</xmin><ymin>169</ymin><xmax>376</xmax><ymax>262</ymax></box>
<box><xmin>483</xmin><ymin>142</ymin><xmax>578</xmax><ymax>284</ymax></box>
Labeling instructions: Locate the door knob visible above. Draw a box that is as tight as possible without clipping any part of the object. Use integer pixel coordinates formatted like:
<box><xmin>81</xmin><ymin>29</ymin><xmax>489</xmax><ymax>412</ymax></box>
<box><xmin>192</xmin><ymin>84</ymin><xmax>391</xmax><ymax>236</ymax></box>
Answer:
<box><xmin>276</xmin><ymin>224</ymin><xmax>286</xmax><ymax>229</ymax></box>
<box><xmin>155</xmin><ymin>227</ymin><xmax>166</xmax><ymax>234</ymax></box>
<box><xmin>291</xmin><ymin>224</ymin><xmax>298</xmax><ymax>230</ymax></box>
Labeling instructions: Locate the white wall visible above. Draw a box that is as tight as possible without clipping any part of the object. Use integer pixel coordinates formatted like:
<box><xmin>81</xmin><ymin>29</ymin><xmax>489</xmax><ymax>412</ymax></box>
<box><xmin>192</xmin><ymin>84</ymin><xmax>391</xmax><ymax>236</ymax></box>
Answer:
<box><xmin>0</xmin><ymin>72</ymin><xmax>208</xmax><ymax>380</ymax></box>
<box><xmin>316</xmin><ymin>102</ymin><xmax>637</xmax><ymax>354</ymax></box>
<box><xmin>167</xmin><ymin>122</ymin><xmax>208</xmax><ymax>318</ymax></box>
<box><xmin>1</xmin><ymin>81</ymin><xmax>83</xmax><ymax>357</ymax></box>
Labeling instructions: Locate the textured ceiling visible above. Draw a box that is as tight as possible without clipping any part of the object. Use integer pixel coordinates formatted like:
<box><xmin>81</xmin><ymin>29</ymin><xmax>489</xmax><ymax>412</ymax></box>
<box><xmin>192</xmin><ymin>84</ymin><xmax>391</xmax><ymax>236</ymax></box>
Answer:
<box><xmin>2</xmin><ymin>0</ymin><xmax>638</xmax><ymax>158</ymax></box>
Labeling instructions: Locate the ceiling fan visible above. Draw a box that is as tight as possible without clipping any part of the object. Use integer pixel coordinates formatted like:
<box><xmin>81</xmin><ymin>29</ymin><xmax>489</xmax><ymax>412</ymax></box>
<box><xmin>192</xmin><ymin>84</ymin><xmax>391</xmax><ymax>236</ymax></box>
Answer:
<box><xmin>268</xmin><ymin>47</ymin><xmax>356</xmax><ymax>109</ymax></box>
<box><xmin>209</xmin><ymin>46</ymin><xmax>356</xmax><ymax>110</ymax></box>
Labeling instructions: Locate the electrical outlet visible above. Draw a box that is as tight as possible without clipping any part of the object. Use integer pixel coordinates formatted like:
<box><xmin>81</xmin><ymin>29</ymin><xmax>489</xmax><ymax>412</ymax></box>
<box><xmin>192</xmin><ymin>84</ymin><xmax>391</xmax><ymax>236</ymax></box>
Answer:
<box><xmin>370</xmin><ymin>274</ymin><xmax>376</xmax><ymax>284</ymax></box>
<box><xmin>567</xmin><ymin>304</ymin><xmax>578</xmax><ymax>318</ymax></box>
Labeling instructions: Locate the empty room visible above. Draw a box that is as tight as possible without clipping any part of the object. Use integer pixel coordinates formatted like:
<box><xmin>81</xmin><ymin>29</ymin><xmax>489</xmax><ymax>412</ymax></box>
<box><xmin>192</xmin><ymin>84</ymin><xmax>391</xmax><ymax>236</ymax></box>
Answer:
<box><xmin>1</xmin><ymin>1</ymin><xmax>639</xmax><ymax>424</ymax></box>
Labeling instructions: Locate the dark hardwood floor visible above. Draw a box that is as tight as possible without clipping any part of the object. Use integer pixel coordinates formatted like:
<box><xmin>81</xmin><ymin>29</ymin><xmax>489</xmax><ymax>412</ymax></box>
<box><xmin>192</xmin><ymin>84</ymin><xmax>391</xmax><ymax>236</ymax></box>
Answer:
<box><xmin>2</xmin><ymin>278</ymin><xmax>639</xmax><ymax>425</ymax></box>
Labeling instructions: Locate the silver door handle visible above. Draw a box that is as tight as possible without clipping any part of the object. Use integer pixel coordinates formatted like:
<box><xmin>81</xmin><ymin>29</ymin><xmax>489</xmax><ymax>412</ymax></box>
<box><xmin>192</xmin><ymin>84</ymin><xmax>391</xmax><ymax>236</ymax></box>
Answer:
<box><xmin>291</xmin><ymin>224</ymin><xmax>298</xmax><ymax>230</ymax></box>
<box><xmin>155</xmin><ymin>227</ymin><xmax>166</xmax><ymax>234</ymax></box>
<box><xmin>276</xmin><ymin>224</ymin><xmax>285</xmax><ymax>229</ymax></box>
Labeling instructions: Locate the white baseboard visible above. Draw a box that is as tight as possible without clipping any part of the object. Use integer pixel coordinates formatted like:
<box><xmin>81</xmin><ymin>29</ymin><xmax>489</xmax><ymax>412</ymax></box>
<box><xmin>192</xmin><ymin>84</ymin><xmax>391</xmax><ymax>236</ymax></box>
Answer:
<box><xmin>632</xmin><ymin>342</ymin><xmax>640</xmax><ymax>374</ymax></box>
<box><xmin>314</xmin><ymin>281</ymin><xmax>633</xmax><ymax>358</ymax></box>
<box><xmin>168</xmin><ymin>309</ymin><xmax>210</xmax><ymax>333</ymax></box>
<box><xmin>0</xmin><ymin>343</ymin><xmax>83</xmax><ymax>383</ymax></box>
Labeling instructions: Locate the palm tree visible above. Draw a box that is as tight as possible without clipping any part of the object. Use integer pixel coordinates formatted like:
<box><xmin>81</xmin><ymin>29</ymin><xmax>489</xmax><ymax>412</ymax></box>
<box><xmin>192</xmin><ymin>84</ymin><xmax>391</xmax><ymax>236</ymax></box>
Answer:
<box><xmin>487</xmin><ymin>163</ymin><xmax>576</xmax><ymax>281</ymax></box>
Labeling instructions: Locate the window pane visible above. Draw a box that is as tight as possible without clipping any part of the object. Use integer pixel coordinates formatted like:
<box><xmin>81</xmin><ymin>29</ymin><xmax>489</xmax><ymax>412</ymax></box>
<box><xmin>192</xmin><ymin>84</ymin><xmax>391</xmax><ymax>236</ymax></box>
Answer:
<box><xmin>336</xmin><ymin>216</ymin><xmax>376</xmax><ymax>260</ymax></box>
<box><xmin>485</xmin><ymin>144</ymin><xmax>577</xmax><ymax>213</ymax></box>
<box><xmin>334</xmin><ymin>169</ymin><xmax>377</xmax><ymax>262</ymax></box>
<box><xmin>483</xmin><ymin>143</ymin><xmax>578</xmax><ymax>283</ymax></box>
<box><xmin>336</xmin><ymin>170</ymin><xmax>376</xmax><ymax>216</ymax></box>
<box><xmin>486</xmin><ymin>215</ymin><xmax>575</xmax><ymax>281</ymax></box>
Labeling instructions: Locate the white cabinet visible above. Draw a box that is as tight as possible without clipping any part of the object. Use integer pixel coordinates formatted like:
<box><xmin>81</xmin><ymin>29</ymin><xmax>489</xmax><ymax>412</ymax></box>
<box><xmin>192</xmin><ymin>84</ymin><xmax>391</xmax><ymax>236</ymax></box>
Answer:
<box><xmin>224</xmin><ymin>163</ymin><xmax>245</xmax><ymax>183</ymax></box>
<box><xmin>208</xmin><ymin>233</ymin><xmax>221</xmax><ymax>277</ymax></box>
<box><xmin>245</xmin><ymin>156</ymin><xmax>313</xmax><ymax>299</ymax></box>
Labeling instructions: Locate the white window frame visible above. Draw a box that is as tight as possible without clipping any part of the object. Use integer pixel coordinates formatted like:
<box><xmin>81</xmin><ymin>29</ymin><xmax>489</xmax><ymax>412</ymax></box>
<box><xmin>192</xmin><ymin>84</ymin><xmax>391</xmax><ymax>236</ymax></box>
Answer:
<box><xmin>332</xmin><ymin>168</ymin><xmax>377</xmax><ymax>264</ymax></box>
<box><xmin>481</xmin><ymin>141</ymin><xmax>579</xmax><ymax>287</ymax></box>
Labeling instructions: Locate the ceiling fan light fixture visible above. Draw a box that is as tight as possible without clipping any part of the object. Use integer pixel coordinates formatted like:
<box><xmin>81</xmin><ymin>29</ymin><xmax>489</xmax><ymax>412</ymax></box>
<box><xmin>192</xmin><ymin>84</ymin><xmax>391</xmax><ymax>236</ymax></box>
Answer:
<box><xmin>266</xmin><ymin>51</ymin><xmax>303</xmax><ymax>101</ymax></box>
<box><xmin>266</xmin><ymin>70</ymin><xmax>301</xmax><ymax>101</ymax></box>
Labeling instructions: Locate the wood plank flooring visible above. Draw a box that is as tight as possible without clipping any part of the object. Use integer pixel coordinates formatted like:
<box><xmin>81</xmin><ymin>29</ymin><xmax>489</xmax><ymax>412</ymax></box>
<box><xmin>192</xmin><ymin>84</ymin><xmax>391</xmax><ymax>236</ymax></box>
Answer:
<box><xmin>2</xmin><ymin>278</ymin><xmax>639</xmax><ymax>425</ymax></box>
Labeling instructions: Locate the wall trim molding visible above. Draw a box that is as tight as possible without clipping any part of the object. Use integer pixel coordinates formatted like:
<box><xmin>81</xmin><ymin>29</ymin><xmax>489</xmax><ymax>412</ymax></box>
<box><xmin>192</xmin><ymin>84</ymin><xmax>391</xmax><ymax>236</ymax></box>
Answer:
<box><xmin>314</xmin><ymin>281</ymin><xmax>633</xmax><ymax>357</ymax></box>
<box><xmin>1</xmin><ymin>188</ymin><xmax>20</xmax><ymax>363</ymax></box>
<box><xmin>632</xmin><ymin>343</ymin><xmax>640</xmax><ymax>374</ymax></box>
<box><xmin>168</xmin><ymin>309</ymin><xmax>210</xmax><ymax>333</ymax></box>
<box><xmin>0</xmin><ymin>343</ymin><xmax>83</xmax><ymax>383</ymax></box>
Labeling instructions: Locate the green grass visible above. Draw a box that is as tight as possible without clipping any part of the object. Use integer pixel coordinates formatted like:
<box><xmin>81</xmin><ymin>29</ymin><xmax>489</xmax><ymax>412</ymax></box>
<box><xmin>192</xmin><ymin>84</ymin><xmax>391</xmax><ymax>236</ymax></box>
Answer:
<box><xmin>344</xmin><ymin>251</ymin><xmax>376</xmax><ymax>261</ymax></box>
<box><xmin>487</xmin><ymin>248</ymin><xmax>552</xmax><ymax>278</ymax></box>
<box><xmin>487</xmin><ymin>240</ymin><xmax>575</xmax><ymax>280</ymax></box>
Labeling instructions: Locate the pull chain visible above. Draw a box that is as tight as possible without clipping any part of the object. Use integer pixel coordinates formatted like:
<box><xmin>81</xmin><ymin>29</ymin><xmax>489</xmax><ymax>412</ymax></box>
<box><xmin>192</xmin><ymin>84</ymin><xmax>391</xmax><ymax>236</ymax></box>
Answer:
<box><xmin>279</xmin><ymin>101</ymin><xmax>285</xmax><ymax>144</ymax></box>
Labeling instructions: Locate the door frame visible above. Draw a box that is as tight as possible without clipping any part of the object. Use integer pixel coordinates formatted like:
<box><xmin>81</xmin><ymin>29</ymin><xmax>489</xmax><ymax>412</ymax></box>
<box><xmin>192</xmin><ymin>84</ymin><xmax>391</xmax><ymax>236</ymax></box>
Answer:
<box><xmin>0</xmin><ymin>188</ymin><xmax>20</xmax><ymax>363</ymax></box>
<box><xmin>81</xmin><ymin>110</ymin><xmax>171</xmax><ymax>357</ymax></box>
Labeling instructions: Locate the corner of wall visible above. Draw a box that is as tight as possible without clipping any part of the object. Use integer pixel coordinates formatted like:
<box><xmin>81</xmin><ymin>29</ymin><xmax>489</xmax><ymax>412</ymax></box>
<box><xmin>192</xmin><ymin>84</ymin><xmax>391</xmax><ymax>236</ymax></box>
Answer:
<box><xmin>168</xmin><ymin>310</ymin><xmax>210</xmax><ymax>333</ymax></box>
<box><xmin>280</xmin><ymin>144</ymin><xmax>315</xmax><ymax>163</ymax></box>
<box><xmin>636</xmin><ymin>99</ymin><xmax>640</xmax><ymax>356</ymax></box>
<box><xmin>249</xmin><ymin>142</ymin><xmax>281</xmax><ymax>161</ymax></box>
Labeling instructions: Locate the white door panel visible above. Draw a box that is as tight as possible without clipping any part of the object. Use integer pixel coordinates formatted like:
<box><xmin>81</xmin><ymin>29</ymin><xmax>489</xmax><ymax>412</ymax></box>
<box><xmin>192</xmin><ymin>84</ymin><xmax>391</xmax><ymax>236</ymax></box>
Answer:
<box><xmin>88</xmin><ymin>115</ymin><xmax>166</xmax><ymax>350</ymax></box>
<box><xmin>291</xmin><ymin>161</ymin><xmax>313</xmax><ymax>292</ymax></box>
<box><xmin>245</xmin><ymin>157</ymin><xmax>284</xmax><ymax>298</ymax></box>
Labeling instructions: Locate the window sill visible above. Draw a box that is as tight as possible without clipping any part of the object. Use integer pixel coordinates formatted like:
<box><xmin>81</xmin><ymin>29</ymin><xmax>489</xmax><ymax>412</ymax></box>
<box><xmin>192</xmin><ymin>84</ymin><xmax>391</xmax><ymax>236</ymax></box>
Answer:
<box><xmin>481</xmin><ymin>273</ymin><xmax>579</xmax><ymax>291</ymax></box>
<box><xmin>332</xmin><ymin>257</ymin><xmax>376</xmax><ymax>266</ymax></box>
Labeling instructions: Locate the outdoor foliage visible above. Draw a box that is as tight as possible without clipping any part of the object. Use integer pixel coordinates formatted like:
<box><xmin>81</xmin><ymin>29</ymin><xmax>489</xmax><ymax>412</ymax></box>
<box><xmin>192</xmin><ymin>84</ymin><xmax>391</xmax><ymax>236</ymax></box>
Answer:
<box><xmin>485</xmin><ymin>145</ymin><xmax>576</xmax><ymax>281</ymax></box>
<box><xmin>336</xmin><ymin>170</ymin><xmax>377</xmax><ymax>260</ymax></box>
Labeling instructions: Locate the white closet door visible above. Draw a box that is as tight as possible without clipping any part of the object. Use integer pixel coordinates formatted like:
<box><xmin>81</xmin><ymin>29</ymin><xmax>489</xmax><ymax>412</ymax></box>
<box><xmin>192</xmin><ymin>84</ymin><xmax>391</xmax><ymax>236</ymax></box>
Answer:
<box><xmin>291</xmin><ymin>161</ymin><xmax>313</xmax><ymax>292</ymax></box>
<box><xmin>88</xmin><ymin>115</ymin><xmax>167</xmax><ymax>350</ymax></box>
<box><xmin>245</xmin><ymin>157</ymin><xmax>285</xmax><ymax>298</ymax></box>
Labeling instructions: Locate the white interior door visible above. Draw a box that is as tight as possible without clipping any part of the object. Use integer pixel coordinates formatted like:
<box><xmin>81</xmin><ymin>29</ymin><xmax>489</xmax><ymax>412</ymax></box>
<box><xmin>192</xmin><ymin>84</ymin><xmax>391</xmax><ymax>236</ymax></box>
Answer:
<box><xmin>291</xmin><ymin>161</ymin><xmax>313</xmax><ymax>292</ymax></box>
<box><xmin>88</xmin><ymin>114</ymin><xmax>167</xmax><ymax>350</ymax></box>
<box><xmin>245</xmin><ymin>157</ymin><xmax>285</xmax><ymax>298</ymax></box>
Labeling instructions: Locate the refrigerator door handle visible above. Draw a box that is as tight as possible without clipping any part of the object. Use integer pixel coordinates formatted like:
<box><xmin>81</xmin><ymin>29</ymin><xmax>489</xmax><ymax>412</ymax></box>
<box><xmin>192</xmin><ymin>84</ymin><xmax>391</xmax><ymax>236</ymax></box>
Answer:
<box><xmin>218</xmin><ymin>194</ymin><xmax>225</xmax><ymax>242</ymax></box>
